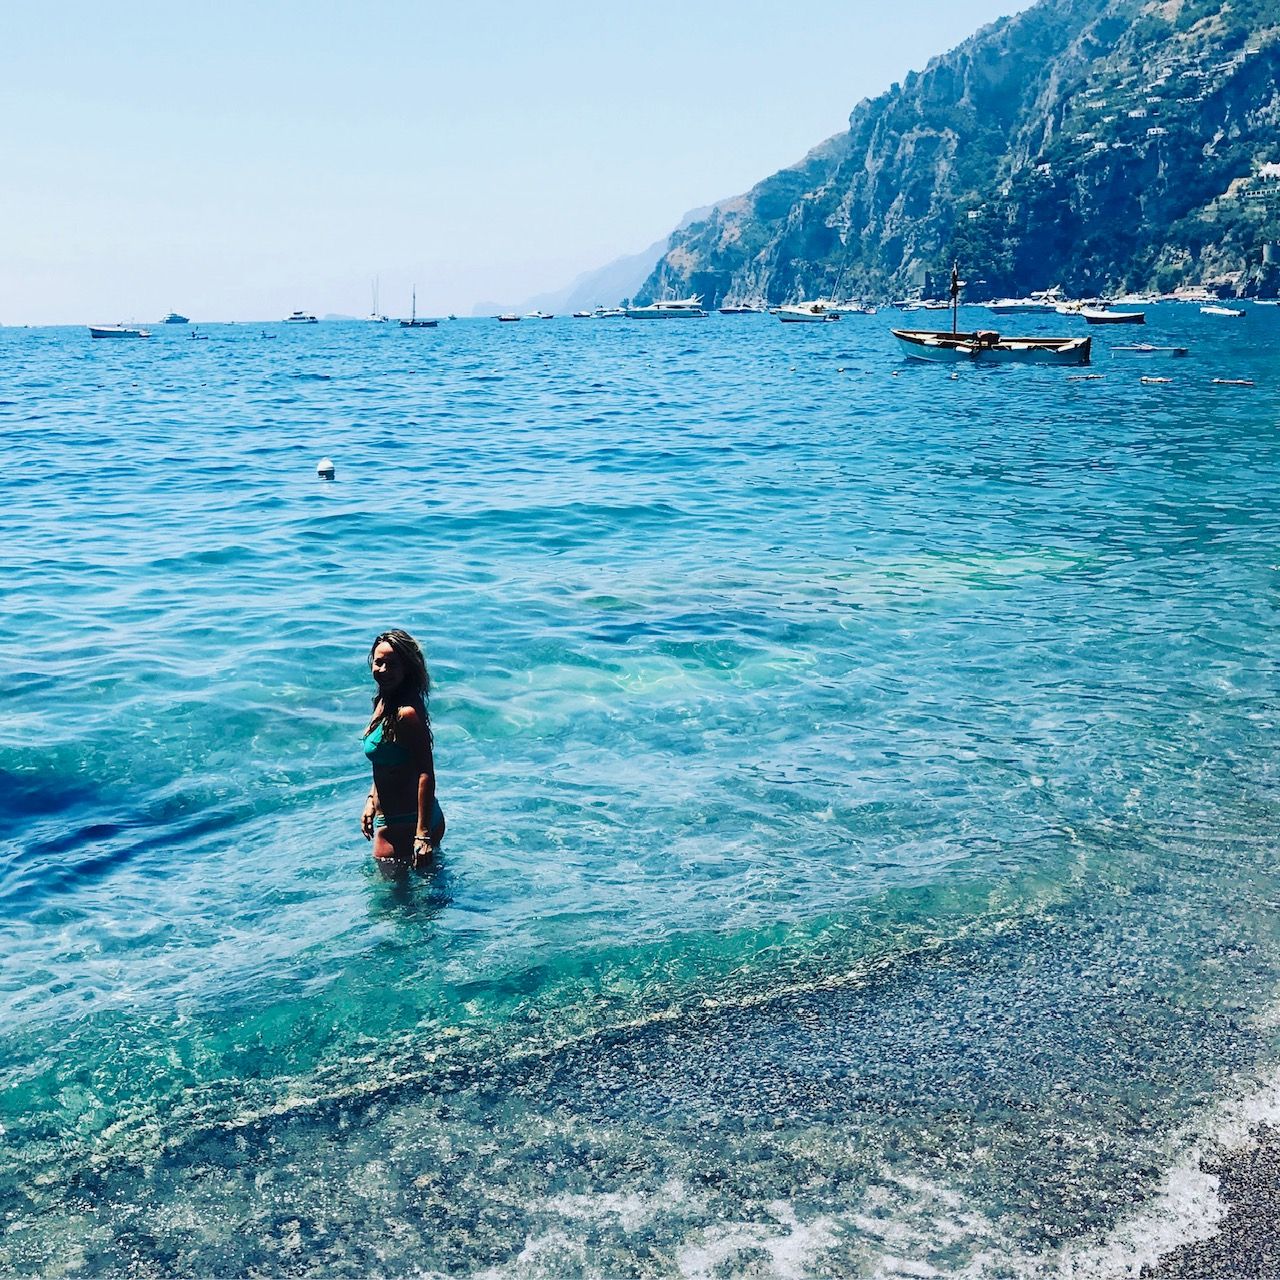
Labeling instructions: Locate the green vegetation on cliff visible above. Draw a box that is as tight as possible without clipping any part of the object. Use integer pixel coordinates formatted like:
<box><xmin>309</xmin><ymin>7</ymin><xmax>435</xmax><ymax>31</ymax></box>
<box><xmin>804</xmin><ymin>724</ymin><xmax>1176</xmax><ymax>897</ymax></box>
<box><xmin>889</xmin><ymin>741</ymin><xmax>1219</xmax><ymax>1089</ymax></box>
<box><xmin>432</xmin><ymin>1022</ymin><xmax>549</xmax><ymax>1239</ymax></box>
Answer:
<box><xmin>642</xmin><ymin>0</ymin><xmax>1280</xmax><ymax>303</ymax></box>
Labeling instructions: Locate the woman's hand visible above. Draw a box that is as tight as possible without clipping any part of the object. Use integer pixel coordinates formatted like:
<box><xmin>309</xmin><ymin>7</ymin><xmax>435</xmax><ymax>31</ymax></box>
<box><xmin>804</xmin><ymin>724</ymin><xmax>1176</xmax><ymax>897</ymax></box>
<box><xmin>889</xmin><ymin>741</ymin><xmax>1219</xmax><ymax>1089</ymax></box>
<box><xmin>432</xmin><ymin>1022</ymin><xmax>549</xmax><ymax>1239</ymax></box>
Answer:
<box><xmin>361</xmin><ymin>798</ymin><xmax>377</xmax><ymax>840</ymax></box>
<box><xmin>412</xmin><ymin>833</ymin><xmax>434</xmax><ymax>867</ymax></box>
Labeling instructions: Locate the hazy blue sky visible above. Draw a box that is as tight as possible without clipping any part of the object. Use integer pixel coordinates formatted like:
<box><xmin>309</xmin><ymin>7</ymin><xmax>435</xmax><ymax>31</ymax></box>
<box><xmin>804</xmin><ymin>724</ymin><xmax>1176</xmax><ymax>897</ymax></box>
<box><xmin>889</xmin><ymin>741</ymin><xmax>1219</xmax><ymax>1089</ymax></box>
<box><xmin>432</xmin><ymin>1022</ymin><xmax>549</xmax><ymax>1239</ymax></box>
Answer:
<box><xmin>3</xmin><ymin>2</ymin><xmax>1033</xmax><ymax>323</ymax></box>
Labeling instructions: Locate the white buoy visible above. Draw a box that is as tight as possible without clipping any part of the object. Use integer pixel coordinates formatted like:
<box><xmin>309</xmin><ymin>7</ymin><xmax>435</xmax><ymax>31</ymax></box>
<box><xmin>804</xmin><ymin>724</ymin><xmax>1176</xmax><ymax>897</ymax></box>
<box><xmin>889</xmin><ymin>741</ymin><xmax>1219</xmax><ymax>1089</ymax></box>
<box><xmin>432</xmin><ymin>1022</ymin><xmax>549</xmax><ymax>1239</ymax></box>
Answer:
<box><xmin>317</xmin><ymin>457</ymin><xmax>335</xmax><ymax>480</ymax></box>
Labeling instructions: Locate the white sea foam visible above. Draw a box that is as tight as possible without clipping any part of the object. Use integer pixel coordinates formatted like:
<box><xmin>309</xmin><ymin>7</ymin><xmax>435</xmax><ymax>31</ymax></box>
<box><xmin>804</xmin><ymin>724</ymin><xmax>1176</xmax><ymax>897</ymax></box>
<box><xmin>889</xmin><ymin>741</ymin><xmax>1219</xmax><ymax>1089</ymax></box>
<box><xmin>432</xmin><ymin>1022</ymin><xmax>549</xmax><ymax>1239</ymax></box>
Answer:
<box><xmin>955</xmin><ymin>1066</ymin><xmax>1280</xmax><ymax>1279</ymax></box>
<box><xmin>676</xmin><ymin>1201</ymin><xmax>838</xmax><ymax>1280</ymax></box>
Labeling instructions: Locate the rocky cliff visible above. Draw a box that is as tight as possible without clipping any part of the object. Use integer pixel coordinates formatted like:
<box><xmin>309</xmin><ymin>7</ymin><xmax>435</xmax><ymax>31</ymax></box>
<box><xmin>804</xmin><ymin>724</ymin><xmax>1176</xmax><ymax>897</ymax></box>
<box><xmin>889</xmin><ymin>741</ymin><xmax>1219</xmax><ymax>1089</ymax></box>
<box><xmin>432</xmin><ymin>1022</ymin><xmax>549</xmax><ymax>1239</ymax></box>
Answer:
<box><xmin>642</xmin><ymin>0</ymin><xmax>1280</xmax><ymax>303</ymax></box>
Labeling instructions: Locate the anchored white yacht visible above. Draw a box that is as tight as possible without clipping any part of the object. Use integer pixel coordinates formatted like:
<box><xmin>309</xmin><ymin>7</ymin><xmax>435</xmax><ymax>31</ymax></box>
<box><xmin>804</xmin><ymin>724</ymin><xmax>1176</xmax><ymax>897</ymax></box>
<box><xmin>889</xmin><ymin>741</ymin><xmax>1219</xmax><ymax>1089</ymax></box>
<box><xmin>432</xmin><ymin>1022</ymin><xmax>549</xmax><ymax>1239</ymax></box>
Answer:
<box><xmin>624</xmin><ymin>294</ymin><xmax>707</xmax><ymax>319</ymax></box>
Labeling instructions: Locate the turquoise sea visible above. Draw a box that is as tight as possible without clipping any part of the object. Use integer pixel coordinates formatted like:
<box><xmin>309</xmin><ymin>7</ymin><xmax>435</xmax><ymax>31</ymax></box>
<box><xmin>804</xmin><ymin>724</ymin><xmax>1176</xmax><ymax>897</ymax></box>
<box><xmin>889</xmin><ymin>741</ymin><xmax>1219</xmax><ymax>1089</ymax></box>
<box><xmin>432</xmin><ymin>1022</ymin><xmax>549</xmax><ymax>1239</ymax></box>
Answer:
<box><xmin>2</xmin><ymin>308</ymin><xmax>1278</xmax><ymax>1277</ymax></box>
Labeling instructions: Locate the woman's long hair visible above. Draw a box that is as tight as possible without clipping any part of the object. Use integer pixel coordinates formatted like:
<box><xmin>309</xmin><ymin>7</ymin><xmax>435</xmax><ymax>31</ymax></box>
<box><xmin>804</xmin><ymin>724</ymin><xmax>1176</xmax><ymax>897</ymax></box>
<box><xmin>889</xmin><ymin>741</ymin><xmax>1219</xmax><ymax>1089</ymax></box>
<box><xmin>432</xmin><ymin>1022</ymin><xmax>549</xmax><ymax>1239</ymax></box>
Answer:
<box><xmin>366</xmin><ymin>629</ymin><xmax>432</xmax><ymax>747</ymax></box>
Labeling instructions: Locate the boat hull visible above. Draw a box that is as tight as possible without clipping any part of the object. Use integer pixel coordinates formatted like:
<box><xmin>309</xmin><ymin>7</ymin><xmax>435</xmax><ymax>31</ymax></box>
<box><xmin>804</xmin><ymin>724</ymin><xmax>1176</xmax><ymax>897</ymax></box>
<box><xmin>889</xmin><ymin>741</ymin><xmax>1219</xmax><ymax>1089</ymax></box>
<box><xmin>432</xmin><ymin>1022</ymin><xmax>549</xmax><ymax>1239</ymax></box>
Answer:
<box><xmin>624</xmin><ymin>309</ymin><xmax>707</xmax><ymax>318</ymax></box>
<box><xmin>777</xmin><ymin>306</ymin><xmax>839</xmax><ymax>323</ymax></box>
<box><xmin>892</xmin><ymin>328</ymin><xmax>1091</xmax><ymax>366</ymax></box>
<box><xmin>1082</xmin><ymin>310</ymin><xmax>1145</xmax><ymax>324</ymax></box>
<box><xmin>987</xmin><ymin>301</ymin><xmax>1060</xmax><ymax>314</ymax></box>
<box><xmin>89</xmin><ymin>326</ymin><xmax>150</xmax><ymax>339</ymax></box>
<box><xmin>1111</xmin><ymin>345</ymin><xmax>1189</xmax><ymax>357</ymax></box>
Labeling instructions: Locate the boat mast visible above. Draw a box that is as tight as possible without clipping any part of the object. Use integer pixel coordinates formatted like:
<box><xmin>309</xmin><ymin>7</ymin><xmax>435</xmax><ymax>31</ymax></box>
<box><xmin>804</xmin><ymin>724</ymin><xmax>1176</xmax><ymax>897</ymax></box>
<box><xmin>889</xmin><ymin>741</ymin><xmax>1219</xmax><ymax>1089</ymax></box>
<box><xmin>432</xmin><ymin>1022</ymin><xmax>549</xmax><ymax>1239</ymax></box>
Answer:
<box><xmin>950</xmin><ymin>262</ymin><xmax>960</xmax><ymax>335</ymax></box>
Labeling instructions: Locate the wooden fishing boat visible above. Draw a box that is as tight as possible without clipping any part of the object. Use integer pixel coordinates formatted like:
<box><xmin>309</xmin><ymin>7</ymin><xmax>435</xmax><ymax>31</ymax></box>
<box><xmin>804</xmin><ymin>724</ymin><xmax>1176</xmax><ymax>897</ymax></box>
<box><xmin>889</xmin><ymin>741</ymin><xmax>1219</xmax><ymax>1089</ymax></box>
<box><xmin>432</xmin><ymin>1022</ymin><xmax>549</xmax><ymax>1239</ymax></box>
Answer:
<box><xmin>400</xmin><ymin>287</ymin><xmax>437</xmax><ymax>328</ymax></box>
<box><xmin>892</xmin><ymin>328</ymin><xmax>1091</xmax><ymax>366</ymax></box>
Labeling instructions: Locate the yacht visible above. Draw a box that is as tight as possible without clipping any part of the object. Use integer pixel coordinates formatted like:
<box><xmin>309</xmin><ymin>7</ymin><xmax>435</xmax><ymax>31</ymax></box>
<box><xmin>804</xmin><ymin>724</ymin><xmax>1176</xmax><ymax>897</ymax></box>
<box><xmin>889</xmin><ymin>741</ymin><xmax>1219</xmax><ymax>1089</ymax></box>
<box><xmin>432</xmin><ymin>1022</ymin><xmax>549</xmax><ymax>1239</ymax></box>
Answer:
<box><xmin>591</xmin><ymin>306</ymin><xmax>626</xmax><ymax>319</ymax></box>
<box><xmin>624</xmin><ymin>294</ymin><xmax>707</xmax><ymax>319</ymax></box>
<box><xmin>161</xmin><ymin>311</ymin><xmax>189</xmax><ymax>324</ymax></box>
<box><xmin>285</xmin><ymin>311</ymin><xmax>318</xmax><ymax>323</ymax></box>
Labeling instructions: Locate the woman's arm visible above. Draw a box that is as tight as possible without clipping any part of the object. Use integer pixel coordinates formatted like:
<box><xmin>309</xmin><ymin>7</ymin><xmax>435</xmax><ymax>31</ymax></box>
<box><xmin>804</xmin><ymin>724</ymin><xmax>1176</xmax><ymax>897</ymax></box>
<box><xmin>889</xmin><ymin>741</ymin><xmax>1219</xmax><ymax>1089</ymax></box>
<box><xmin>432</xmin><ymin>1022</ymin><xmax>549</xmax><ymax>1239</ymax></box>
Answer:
<box><xmin>361</xmin><ymin>782</ymin><xmax>379</xmax><ymax>840</ymax></box>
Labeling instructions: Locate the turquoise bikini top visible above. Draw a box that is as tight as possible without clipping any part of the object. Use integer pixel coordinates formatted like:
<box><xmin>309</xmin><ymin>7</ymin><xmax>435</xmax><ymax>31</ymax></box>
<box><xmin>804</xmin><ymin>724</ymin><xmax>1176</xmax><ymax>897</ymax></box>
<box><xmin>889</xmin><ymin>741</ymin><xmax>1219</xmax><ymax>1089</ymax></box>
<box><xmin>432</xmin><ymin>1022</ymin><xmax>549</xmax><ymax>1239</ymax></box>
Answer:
<box><xmin>363</xmin><ymin>722</ymin><xmax>412</xmax><ymax>767</ymax></box>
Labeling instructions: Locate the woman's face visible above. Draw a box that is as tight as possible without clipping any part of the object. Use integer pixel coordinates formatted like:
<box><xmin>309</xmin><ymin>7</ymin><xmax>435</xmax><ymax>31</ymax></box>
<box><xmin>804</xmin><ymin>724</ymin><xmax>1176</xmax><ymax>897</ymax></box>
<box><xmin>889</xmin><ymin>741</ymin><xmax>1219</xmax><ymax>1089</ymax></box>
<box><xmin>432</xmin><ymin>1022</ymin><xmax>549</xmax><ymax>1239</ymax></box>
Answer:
<box><xmin>371</xmin><ymin>641</ymin><xmax>404</xmax><ymax>693</ymax></box>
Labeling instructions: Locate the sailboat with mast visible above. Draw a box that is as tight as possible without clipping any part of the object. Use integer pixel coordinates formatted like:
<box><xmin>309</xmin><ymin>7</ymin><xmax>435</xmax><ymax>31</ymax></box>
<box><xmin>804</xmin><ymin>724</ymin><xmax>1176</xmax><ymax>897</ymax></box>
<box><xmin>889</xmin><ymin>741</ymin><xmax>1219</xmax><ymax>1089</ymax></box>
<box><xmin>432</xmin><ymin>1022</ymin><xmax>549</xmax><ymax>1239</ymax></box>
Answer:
<box><xmin>400</xmin><ymin>286</ymin><xmax>437</xmax><ymax>329</ymax></box>
<box><xmin>366</xmin><ymin>277</ymin><xmax>389</xmax><ymax>322</ymax></box>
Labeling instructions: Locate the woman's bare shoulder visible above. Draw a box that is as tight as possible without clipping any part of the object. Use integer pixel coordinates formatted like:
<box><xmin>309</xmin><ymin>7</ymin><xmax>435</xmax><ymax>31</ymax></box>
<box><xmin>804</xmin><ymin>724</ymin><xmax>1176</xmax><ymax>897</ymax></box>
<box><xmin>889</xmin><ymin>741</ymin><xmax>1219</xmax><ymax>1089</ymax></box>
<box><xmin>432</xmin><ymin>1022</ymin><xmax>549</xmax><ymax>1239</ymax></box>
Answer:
<box><xmin>396</xmin><ymin>703</ymin><xmax>423</xmax><ymax>727</ymax></box>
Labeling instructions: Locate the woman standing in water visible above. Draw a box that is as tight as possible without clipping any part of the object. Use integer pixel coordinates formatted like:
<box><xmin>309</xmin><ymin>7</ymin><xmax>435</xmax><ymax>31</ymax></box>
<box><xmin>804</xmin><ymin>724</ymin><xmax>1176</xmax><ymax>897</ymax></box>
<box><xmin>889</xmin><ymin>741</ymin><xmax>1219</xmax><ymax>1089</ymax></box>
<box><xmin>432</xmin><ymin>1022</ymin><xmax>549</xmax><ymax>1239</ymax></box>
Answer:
<box><xmin>360</xmin><ymin>630</ymin><xmax>445</xmax><ymax>867</ymax></box>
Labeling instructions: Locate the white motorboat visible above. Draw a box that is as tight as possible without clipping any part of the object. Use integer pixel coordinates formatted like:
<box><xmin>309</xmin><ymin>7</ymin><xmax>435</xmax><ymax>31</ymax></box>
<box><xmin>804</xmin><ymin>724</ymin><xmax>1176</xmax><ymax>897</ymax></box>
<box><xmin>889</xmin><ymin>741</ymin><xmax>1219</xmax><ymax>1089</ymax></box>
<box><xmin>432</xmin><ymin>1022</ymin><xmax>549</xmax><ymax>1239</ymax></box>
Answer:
<box><xmin>624</xmin><ymin>294</ymin><xmax>707</xmax><ymax>318</ymax></box>
<box><xmin>1111</xmin><ymin>344</ymin><xmax>1189</xmax><ymax>357</ymax></box>
<box><xmin>988</xmin><ymin>298</ymin><xmax>1058</xmax><ymax>314</ymax></box>
<box><xmin>89</xmin><ymin>325</ymin><xmax>151</xmax><ymax>339</ymax></box>
<box><xmin>590</xmin><ymin>306</ymin><xmax>625</xmax><ymax>319</ymax></box>
<box><xmin>987</xmin><ymin>289</ymin><xmax>1065</xmax><ymax>315</ymax></box>
<box><xmin>777</xmin><ymin>302</ymin><xmax>840</xmax><ymax>323</ymax></box>
<box><xmin>285</xmin><ymin>310</ymin><xmax>318</xmax><ymax>323</ymax></box>
<box><xmin>523</xmin><ymin>310</ymin><xmax>554</xmax><ymax>320</ymax></box>
<box><xmin>1080</xmin><ymin>307</ymin><xmax>1145</xmax><ymax>324</ymax></box>
<box><xmin>160</xmin><ymin>312</ymin><xmax>189</xmax><ymax>324</ymax></box>
<box><xmin>1201</xmin><ymin>305</ymin><xmax>1245</xmax><ymax>317</ymax></box>
<box><xmin>822</xmin><ymin>301</ymin><xmax>876</xmax><ymax>316</ymax></box>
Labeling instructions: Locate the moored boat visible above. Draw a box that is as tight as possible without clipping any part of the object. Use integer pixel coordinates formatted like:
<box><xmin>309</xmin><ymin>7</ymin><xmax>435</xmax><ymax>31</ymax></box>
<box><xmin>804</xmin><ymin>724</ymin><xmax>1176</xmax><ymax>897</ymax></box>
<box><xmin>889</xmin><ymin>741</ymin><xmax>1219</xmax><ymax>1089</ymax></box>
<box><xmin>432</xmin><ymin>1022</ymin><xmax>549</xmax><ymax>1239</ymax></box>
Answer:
<box><xmin>496</xmin><ymin>314</ymin><xmax>521</xmax><ymax>322</ymax></box>
<box><xmin>624</xmin><ymin>295</ymin><xmax>707</xmax><ymax>319</ymax></box>
<box><xmin>400</xmin><ymin>286</ymin><xmax>437</xmax><ymax>328</ymax></box>
<box><xmin>590</xmin><ymin>306</ymin><xmax>625</xmax><ymax>319</ymax></box>
<box><xmin>89</xmin><ymin>325</ymin><xmax>151</xmax><ymax>339</ymax></box>
<box><xmin>777</xmin><ymin>302</ymin><xmax>840</xmax><ymax>323</ymax></box>
<box><xmin>718</xmin><ymin>302</ymin><xmax>765</xmax><ymax>314</ymax></box>
<box><xmin>1201</xmin><ymin>305</ymin><xmax>1245</xmax><ymax>317</ymax></box>
<box><xmin>285</xmin><ymin>310</ymin><xmax>318</xmax><ymax>323</ymax></box>
<box><xmin>892</xmin><ymin>327</ymin><xmax>1091</xmax><ymax>365</ymax></box>
<box><xmin>161</xmin><ymin>311</ymin><xmax>189</xmax><ymax>324</ymax></box>
<box><xmin>1080</xmin><ymin>307</ymin><xmax>1145</xmax><ymax>324</ymax></box>
<box><xmin>1111</xmin><ymin>344</ymin><xmax>1189</xmax><ymax>357</ymax></box>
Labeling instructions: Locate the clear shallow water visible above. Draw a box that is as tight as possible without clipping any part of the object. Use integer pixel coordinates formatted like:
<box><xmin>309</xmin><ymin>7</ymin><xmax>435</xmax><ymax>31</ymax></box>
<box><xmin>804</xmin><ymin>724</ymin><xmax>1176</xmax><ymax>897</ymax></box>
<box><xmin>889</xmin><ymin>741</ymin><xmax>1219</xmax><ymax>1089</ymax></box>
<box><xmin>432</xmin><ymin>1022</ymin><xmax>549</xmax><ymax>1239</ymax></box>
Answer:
<box><xmin>1</xmin><ymin>308</ymin><xmax>1278</xmax><ymax>1276</ymax></box>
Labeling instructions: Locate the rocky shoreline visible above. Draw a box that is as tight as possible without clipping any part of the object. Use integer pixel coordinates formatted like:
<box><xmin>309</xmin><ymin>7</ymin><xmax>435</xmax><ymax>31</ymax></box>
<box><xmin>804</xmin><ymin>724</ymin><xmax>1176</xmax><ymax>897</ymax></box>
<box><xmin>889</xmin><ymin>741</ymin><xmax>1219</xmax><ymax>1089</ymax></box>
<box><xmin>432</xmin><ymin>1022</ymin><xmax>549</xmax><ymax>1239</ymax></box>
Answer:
<box><xmin>1144</xmin><ymin>1123</ymin><xmax>1280</xmax><ymax>1279</ymax></box>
